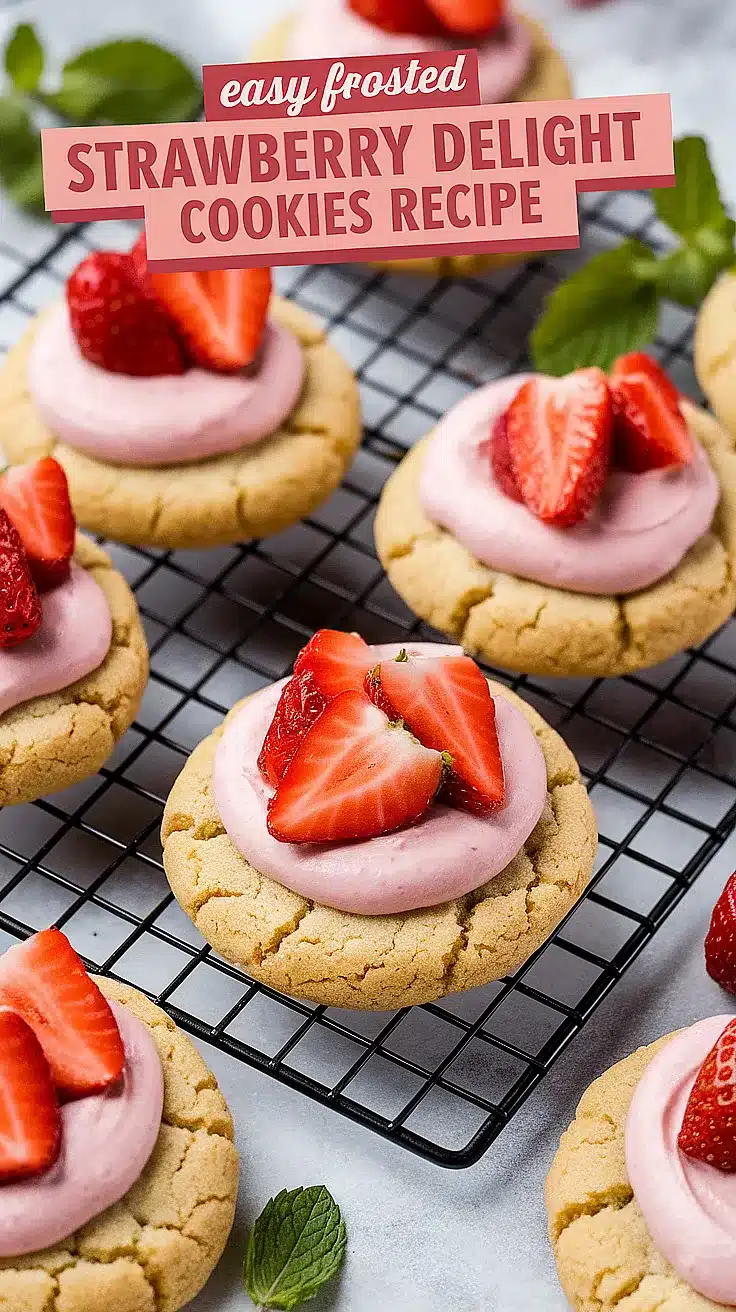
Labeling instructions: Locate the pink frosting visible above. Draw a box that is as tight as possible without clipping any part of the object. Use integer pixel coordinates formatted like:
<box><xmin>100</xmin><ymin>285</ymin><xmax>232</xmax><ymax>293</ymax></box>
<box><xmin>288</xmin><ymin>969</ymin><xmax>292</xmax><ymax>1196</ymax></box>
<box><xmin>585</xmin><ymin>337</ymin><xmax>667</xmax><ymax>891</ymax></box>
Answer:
<box><xmin>0</xmin><ymin>563</ymin><xmax>112</xmax><ymax>717</ymax></box>
<box><xmin>285</xmin><ymin>0</ymin><xmax>533</xmax><ymax>104</ymax></box>
<box><xmin>214</xmin><ymin>642</ymin><xmax>548</xmax><ymax>915</ymax></box>
<box><xmin>26</xmin><ymin>303</ymin><xmax>306</xmax><ymax>468</ymax></box>
<box><xmin>0</xmin><ymin>1003</ymin><xmax>164</xmax><ymax>1258</ymax></box>
<box><xmin>419</xmin><ymin>375</ymin><xmax>720</xmax><ymax>597</ymax></box>
<box><xmin>626</xmin><ymin>1016</ymin><xmax>736</xmax><ymax>1306</ymax></box>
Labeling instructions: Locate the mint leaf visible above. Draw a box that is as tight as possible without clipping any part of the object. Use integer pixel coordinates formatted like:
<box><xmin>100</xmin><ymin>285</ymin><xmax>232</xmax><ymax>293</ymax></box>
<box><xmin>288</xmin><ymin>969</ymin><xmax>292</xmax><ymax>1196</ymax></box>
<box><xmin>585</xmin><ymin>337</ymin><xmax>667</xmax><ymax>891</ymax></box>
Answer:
<box><xmin>0</xmin><ymin>96</ymin><xmax>44</xmax><ymax>211</ymax></box>
<box><xmin>245</xmin><ymin>1186</ymin><xmax>347</xmax><ymax>1311</ymax></box>
<box><xmin>655</xmin><ymin>240</ymin><xmax>734</xmax><ymax>307</ymax></box>
<box><xmin>531</xmin><ymin>241</ymin><xmax>659</xmax><ymax>375</ymax></box>
<box><xmin>654</xmin><ymin>136</ymin><xmax>730</xmax><ymax>240</ymax></box>
<box><xmin>4</xmin><ymin>24</ymin><xmax>43</xmax><ymax>93</ymax></box>
<box><xmin>44</xmin><ymin>39</ymin><xmax>202</xmax><ymax>125</ymax></box>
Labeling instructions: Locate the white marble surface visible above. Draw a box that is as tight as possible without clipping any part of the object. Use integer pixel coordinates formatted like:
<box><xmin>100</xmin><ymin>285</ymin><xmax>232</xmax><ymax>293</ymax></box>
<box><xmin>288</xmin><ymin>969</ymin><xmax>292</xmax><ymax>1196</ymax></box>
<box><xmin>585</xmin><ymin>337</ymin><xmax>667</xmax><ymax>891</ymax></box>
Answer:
<box><xmin>3</xmin><ymin>3</ymin><xmax>736</xmax><ymax>1310</ymax></box>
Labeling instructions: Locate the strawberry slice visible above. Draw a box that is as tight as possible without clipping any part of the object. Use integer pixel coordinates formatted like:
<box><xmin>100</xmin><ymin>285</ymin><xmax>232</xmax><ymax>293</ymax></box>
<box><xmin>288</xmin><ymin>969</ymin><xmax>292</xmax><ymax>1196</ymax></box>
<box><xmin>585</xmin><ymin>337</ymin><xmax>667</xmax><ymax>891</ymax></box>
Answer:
<box><xmin>258</xmin><ymin>669</ymin><xmax>328</xmax><ymax>788</ymax></box>
<box><xmin>348</xmin><ymin>0</ymin><xmax>445</xmax><ymax>35</ymax></box>
<box><xmin>505</xmin><ymin>368</ymin><xmax>613</xmax><ymax>528</ymax></box>
<box><xmin>0</xmin><ymin>509</ymin><xmax>41</xmax><ymax>648</ymax></box>
<box><xmin>267</xmin><ymin>690</ymin><xmax>443</xmax><ymax>843</ymax></box>
<box><xmin>146</xmin><ymin>254</ymin><xmax>272</xmax><ymax>373</ymax></box>
<box><xmin>0</xmin><ymin>929</ymin><xmax>124</xmax><ymax>1099</ymax></box>
<box><xmin>610</xmin><ymin>352</ymin><xmax>694</xmax><ymax>473</ymax></box>
<box><xmin>0</xmin><ymin>1009</ymin><xmax>60</xmax><ymax>1182</ymax></box>
<box><xmin>293</xmin><ymin>629</ymin><xmax>373</xmax><ymax>699</ymax></box>
<box><xmin>426</xmin><ymin>0</ymin><xmax>505</xmax><ymax>34</ymax></box>
<box><xmin>67</xmin><ymin>250</ymin><xmax>187</xmax><ymax>377</ymax></box>
<box><xmin>0</xmin><ymin>457</ymin><xmax>75</xmax><ymax>593</ymax></box>
<box><xmin>366</xmin><ymin>653</ymin><xmax>505</xmax><ymax>815</ymax></box>
<box><xmin>679</xmin><ymin>1018</ymin><xmax>736</xmax><ymax>1171</ymax></box>
<box><xmin>705</xmin><ymin>871</ymin><xmax>736</xmax><ymax>994</ymax></box>
<box><xmin>487</xmin><ymin>411</ymin><xmax>523</xmax><ymax>503</ymax></box>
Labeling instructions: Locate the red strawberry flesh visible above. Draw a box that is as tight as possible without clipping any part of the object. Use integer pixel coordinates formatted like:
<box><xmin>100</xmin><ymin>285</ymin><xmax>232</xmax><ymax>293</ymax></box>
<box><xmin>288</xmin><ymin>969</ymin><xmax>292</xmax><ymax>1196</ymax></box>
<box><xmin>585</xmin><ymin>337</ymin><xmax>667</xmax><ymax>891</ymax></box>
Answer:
<box><xmin>488</xmin><ymin>411</ymin><xmax>523</xmax><ymax>502</ymax></box>
<box><xmin>147</xmin><ymin>263</ymin><xmax>272</xmax><ymax>373</ymax></box>
<box><xmin>258</xmin><ymin>669</ymin><xmax>328</xmax><ymax>788</ymax></box>
<box><xmin>0</xmin><ymin>508</ymin><xmax>42</xmax><ymax>648</ymax></box>
<box><xmin>426</xmin><ymin>0</ymin><xmax>505</xmax><ymax>34</ymax></box>
<box><xmin>293</xmin><ymin>629</ymin><xmax>373</xmax><ymax>699</ymax></box>
<box><xmin>611</xmin><ymin>351</ymin><xmax>694</xmax><ymax>473</ymax></box>
<box><xmin>0</xmin><ymin>457</ymin><xmax>75</xmax><ymax>593</ymax></box>
<box><xmin>705</xmin><ymin>871</ymin><xmax>736</xmax><ymax>994</ymax></box>
<box><xmin>348</xmin><ymin>0</ymin><xmax>445</xmax><ymax>35</ymax></box>
<box><xmin>0</xmin><ymin>1009</ymin><xmax>60</xmax><ymax>1182</ymax></box>
<box><xmin>267</xmin><ymin>690</ymin><xmax>443</xmax><ymax>844</ymax></box>
<box><xmin>679</xmin><ymin>1018</ymin><xmax>736</xmax><ymax>1171</ymax></box>
<box><xmin>67</xmin><ymin>250</ymin><xmax>186</xmax><ymax>378</ymax></box>
<box><xmin>0</xmin><ymin>928</ymin><xmax>124</xmax><ymax>1099</ymax></box>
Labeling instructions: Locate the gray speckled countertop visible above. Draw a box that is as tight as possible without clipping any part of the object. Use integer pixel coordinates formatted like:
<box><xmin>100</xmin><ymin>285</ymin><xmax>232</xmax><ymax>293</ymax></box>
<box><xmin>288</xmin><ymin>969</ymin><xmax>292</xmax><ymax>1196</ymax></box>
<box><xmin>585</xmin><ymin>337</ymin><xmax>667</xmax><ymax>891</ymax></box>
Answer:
<box><xmin>5</xmin><ymin>2</ymin><xmax>736</xmax><ymax>1309</ymax></box>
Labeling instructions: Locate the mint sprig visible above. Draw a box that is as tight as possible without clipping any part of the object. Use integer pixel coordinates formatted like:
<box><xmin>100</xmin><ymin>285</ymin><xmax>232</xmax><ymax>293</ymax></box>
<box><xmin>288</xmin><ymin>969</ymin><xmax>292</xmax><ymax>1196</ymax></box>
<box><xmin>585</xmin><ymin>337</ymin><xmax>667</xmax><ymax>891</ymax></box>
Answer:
<box><xmin>244</xmin><ymin>1185</ymin><xmax>347</xmax><ymax>1311</ymax></box>
<box><xmin>0</xmin><ymin>23</ymin><xmax>202</xmax><ymax>215</ymax></box>
<box><xmin>532</xmin><ymin>136</ymin><xmax>736</xmax><ymax>375</ymax></box>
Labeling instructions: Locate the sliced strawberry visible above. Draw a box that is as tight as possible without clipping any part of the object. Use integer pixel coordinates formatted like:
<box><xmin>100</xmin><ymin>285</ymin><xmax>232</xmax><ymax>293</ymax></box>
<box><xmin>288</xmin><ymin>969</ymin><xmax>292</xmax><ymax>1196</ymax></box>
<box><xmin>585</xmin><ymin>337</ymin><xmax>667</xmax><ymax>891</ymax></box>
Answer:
<box><xmin>505</xmin><ymin>368</ymin><xmax>613</xmax><ymax>528</ymax></box>
<box><xmin>426</xmin><ymin>0</ymin><xmax>505</xmax><ymax>34</ymax></box>
<box><xmin>0</xmin><ymin>457</ymin><xmax>75</xmax><ymax>593</ymax></box>
<box><xmin>348</xmin><ymin>0</ymin><xmax>445</xmax><ymax>35</ymax></box>
<box><xmin>705</xmin><ymin>871</ymin><xmax>736</xmax><ymax>994</ymax></box>
<box><xmin>366</xmin><ymin>654</ymin><xmax>504</xmax><ymax>815</ymax></box>
<box><xmin>678</xmin><ymin>1018</ymin><xmax>736</xmax><ymax>1171</ymax></box>
<box><xmin>293</xmin><ymin>629</ymin><xmax>373</xmax><ymax>699</ymax></box>
<box><xmin>0</xmin><ymin>1009</ymin><xmax>60</xmax><ymax>1182</ymax></box>
<box><xmin>610</xmin><ymin>352</ymin><xmax>694</xmax><ymax>472</ymax></box>
<box><xmin>258</xmin><ymin>670</ymin><xmax>328</xmax><ymax>788</ymax></box>
<box><xmin>267</xmin><ymin>690</ymin><xmax>443</xmax><ymax>844</ymax></box>
<box><xmin>487</xmin><ymin>411</ymin><xmax>523</xmax><ymax>503</ymax></box>
<box><xmin>146</xmin><ymin>259</ymin><xmax>272</xmax><ymax>373</ymax></box>
<box><xmin>0</xmin><ymin>509</ymin><xmax>41</xmax><ymax>648</ymax></box>
<box><xmin>130</xmin><ymin>231</ymin><xmax>149</xmax><ymax>287</ymax></box>
<box><xmin>0</xmin><ymin>929</ymin><xmax>124</xmax><ymax>1099</ymax></box>
<box><xmin>67</xmin><ymin>250</ymin><xmax>187</xmax><ymax>377</ymax></box>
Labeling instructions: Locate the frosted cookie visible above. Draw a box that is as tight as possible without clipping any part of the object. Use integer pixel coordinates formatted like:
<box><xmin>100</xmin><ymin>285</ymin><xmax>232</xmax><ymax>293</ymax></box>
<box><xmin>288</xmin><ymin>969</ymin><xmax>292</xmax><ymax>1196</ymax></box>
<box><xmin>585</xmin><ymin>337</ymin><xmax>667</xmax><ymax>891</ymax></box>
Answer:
<box><xmin>0</xmin><ymin>237</ymin><xmax>361</xmax><ymax>549</ymax></box>
<box><xmin>252</xmin><ymin>0</ymin><xmax>572</xmax><ymax>277</ymax></box>
<box><xmin>547</xmin><ymin>1015</ymin><xmax>736</xmax><ymax>1311</ymax></box>
<box><xmin>695</xmin><ymin>269</ymin><xmax>736</xmax><ymax>440</ymax></box>
<box><xmin>0</xmin><ymin>928</ymin><xmax>239</xmax><ymax>1312</ymax></box>
<box><xmin>162</xmin><ymin>629</ymin><xmax>596</xmax><ymax>1011</ymax></box>
<box><xmin>0</xmin><ymin>456</ymin><xmax>148</xmax><ymax>806</ymax></box>
<box><xmin>376</xmin><ymin>354</ymin><xmax>736</xmax><ymax>678</ymax></box>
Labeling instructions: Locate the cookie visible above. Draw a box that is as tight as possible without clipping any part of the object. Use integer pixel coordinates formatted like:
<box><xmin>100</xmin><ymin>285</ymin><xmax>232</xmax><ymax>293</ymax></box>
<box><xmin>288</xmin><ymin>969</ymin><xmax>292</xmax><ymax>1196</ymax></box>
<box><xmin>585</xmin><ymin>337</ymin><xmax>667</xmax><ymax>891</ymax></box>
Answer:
<box><xmin>695</xmin><ymin>269</ymin><xmax>736</xmax><ymax>440</ymax></box>
<box><xmin>375</xmin><ymin>400</ymin><xmax>736</xmax><ymax>678</ymax></box>
<box><xmin>251</xmin><ymin>13</ymin><xmax>573</xmax><ymax>278</ymax></box>
<box><xmin>0</xmin><ymin>298</ymin><xmax>362</xmax><ymax>550</ymax></box>
<box><xmin>161</xmin><ymin>679</ymin><xmax>596</xmax><ymax>1011</ymax></box>
<box><xmin>0</xmin><ymin>534</ymin><xmax>148</xmax><ymax>807</ymax></box>
<box><xmin>545</xmin><ymin>1030</ymin><xmax>727</xmax><ymax>1312</ymax></box>
<box><xmin>0</xmin><ymin>977</ymin><xmax>239</xmax><ymax>1312</ymax></box>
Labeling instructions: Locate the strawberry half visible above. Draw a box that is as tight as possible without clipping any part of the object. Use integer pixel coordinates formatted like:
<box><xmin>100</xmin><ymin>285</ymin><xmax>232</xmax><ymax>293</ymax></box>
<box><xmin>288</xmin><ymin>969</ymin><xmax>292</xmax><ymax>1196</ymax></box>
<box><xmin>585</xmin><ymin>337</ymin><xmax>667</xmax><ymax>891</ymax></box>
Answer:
<box><xmin>0</xmin><ymin>457</ymin><xmax>75</xmax><ymax>593</ymax></box>
<box><xmin>0</xmin><ymin>509</ymin><xmax>41</xmax><ymax>648</ymax></box>
<box><xmin>505</xmin><ymin>368</ymin><xmax>613</xmax><ymax>528</ymax></box>
<box><xmin>0</xmin><ymin>929</ymin><xmax>124</xmax><ymax>1099</ymax></box>
<box><xmin>426</xmin><ymin>0</ymin><xmax>505</xmax><ymax>34</ymax></box>
<box><xmin>0</xmin><ymin>1009</ymin><xmax>60</xmax><ymax>1182</ymax></box>
<box><xmin>366</xmin><ymin>654</ymin><xmax>505</xmax><ymax>815</ymax></box>
<box><xmin>293</xmin><ymin>629</ymin><xmax>373</xmax><ymax>699</ymax></box>
<box><xmin>487</xmin><ymin>411</ymin><xmax>523</xmax><ymax>503</ymax></box>
<box><xmin>678</xmin><ymin>1018</ymin><xmax>736</xmax><ymax>1171</ymax></box>
<box><xmin>705</xmin><ymin>871</ymin><xmax>736</xmax><ymax>994</ymax></box>
<box><xmin>348</xmin><ymin>0</ymin><xmax>445</xmax><ymax>35</ymax></box>
<box><xmin>258</xmin><ymin>669</ymin><xmax>328</xmax><ymax>788</ymax></box>
<box><xmin>610</xmin><ymin>352</ymin><xmax>694</xmax><ymax>473</ymax></box>
<box><xmin>67</xmin><ymin>250</ymin><xmax>187</xmax><ymax>377</ymax></box>
<box><xmin>146</xmin><ymin>256</ymin><xmax>272</xmax><ymax>373</ymax></box>
<box><xmin>267</xmin><ymin>690</ymin><xmax>443</xmax><ymax>844</ymax></box>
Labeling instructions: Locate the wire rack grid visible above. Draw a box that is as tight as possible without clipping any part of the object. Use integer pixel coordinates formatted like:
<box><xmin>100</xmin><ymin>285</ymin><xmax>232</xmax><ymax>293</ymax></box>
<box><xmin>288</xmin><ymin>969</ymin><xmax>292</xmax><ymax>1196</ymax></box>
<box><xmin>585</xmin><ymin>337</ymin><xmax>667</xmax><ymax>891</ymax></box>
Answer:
<box><xmin>0</xmin><ymin>189</ymin><xmax>734</xmax><ymax>1169</ymax></box>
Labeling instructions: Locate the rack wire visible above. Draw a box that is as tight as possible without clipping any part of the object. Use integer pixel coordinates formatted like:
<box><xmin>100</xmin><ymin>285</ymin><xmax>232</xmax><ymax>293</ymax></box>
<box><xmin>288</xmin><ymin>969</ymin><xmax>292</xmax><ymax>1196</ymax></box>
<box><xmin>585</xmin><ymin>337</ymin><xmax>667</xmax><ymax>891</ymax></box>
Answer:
<box><xmin>0</xmin><ymin>189</ymin><xmax>734</xmax><ymax>1168</ymax></box>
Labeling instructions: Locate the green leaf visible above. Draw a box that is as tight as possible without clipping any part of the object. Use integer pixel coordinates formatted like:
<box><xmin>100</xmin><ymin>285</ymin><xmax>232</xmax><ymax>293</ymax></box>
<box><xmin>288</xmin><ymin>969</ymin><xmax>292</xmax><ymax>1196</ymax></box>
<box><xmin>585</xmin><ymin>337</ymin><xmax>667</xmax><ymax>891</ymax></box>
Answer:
<box><xmin>655</xmin><ymin>238</ymin><xmax>734</xmax><ymax>308</ymax></box>
<box><xmin>0</xmin><ymin>96</ymin><xmax>44</xmax><ymax>212</ymax></box>
<box><xmin>4</xmin><ymin>23</ymin><xmax>44</xmax><ymax>93</ymax></box>
<box><xmin>44</xmin><ymin>39</ymin><xmax>202</xmax><ymax>126</ymax></box>
<box><xmin>244</xmin><ymin>1186</ymin><xmax>347</xmax><ymax>1311</ymax></box>
<box><xmin>531</xmin><ymin>241</ymin><xmax>660</xmax><ymax>376</ymax></box>
<box><xmin>654</xmin><ymin>135</ymin><xmax>731</xmax><ymax>240</ymax></box>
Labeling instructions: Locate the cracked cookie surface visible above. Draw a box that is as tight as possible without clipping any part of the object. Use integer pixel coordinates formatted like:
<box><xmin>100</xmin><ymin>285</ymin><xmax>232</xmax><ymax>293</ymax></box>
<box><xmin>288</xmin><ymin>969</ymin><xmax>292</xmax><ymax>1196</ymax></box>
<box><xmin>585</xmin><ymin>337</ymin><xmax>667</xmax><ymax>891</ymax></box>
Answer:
<box><xmin>161</xmin><ymin>681</ymin><xmax>596</xmax><ymax>1011</ymax></box>
<box><xmin>0</xmin><ymin>535</ymin><xmax>148</xmax><ymax>807</ymax></box>
<box><xmin>546</xmin><ymin>1032</ymin><xmax>727</xmax><ymax>1312</ymax></box>
<box><xmin>0</xmin><ymin>298</ymin><xmax>362</xmax><ymax>550</ymax></box>
<box><xmin>375</xmin><ymin>402</ymin><xmax>736</xmax><ymax>678</ymax></box>
<box><xmin>251</xmin><ymin>14</ymin><xmax>572</xmax><ymax>279</ymax></box>
<box><xmin>0</xmin><ymin>978</ymin><xmax>239</xmax><ymax>1312</ymax></box>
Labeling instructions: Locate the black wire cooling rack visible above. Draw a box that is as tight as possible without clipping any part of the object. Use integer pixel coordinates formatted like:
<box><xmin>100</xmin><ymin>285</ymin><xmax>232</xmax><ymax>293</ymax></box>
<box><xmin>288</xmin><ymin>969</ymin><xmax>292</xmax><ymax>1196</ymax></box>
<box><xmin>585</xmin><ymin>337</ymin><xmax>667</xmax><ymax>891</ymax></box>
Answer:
<box><xmin>0</xmin><ymin>189</ymin><xmax>735</xmax><ymax>1169</ymax></box>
